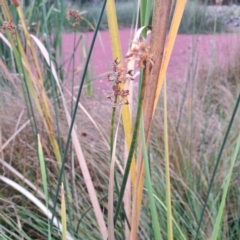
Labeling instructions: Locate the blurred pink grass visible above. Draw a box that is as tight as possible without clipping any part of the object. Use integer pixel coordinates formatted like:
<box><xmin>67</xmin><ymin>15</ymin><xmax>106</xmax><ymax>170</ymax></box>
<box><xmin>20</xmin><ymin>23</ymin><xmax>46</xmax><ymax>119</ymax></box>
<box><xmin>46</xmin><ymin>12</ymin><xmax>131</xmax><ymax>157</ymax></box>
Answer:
<box><xmin>62</xmin><ymin>30</ymin><xmax>240</xmax><ymax>97</ymax></box>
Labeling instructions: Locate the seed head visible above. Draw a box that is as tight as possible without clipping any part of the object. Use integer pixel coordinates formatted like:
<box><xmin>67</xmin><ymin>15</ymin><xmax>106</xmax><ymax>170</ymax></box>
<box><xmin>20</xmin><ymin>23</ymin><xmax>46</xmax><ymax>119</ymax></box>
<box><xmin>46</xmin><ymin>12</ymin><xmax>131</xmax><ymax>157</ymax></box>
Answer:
<box><xmin>11</xmin><ymin>0</ymin><xmax>20</xmax><ymax>7</ymax></box>
<box><xmin>106</xmin><ymin>58</ymin><xmax>132</xmax><ymax>107</ymax></box>
<box><xmin>1</xmin><ymin>20</ymin><xmax>16</xmax><ymax>35</ymax></box>
<box><xmin>126</xmin><ymin>38</ymin><xmax>153</xmax><ymax>69</ymax></box>
<box><xmin>66</xmin><ymin>9</ymin><xmax>82</xmax><ymax>28</ymax></box>
<box><xmin>106</xmin><ymin>38</ymin><xmax>152</xmax><ymax>108</ymax></box>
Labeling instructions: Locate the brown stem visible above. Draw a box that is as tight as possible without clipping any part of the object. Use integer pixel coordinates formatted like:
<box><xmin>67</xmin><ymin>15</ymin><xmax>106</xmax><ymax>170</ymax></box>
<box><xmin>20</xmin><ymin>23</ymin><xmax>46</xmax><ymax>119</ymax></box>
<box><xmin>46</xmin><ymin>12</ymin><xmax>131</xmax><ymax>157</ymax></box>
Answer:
<box><xmin>130</xmin><ymin>1</ymin><xmax>172</xmax><ymax>239</ymax></box>
<box><xmin>143</xmin><ymin>0</ymin><xmax>172</xmax><ymax>140</ymax></box>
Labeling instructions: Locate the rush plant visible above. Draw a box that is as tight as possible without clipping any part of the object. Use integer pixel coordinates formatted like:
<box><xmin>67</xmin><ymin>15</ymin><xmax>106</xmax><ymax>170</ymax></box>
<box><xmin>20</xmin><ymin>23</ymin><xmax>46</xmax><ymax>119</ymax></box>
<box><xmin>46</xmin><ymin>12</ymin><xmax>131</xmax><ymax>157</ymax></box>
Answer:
<box><xmin>0</xmin><ymin>0</ymin><xmax>240</xmax><ymax>239</ymax></box>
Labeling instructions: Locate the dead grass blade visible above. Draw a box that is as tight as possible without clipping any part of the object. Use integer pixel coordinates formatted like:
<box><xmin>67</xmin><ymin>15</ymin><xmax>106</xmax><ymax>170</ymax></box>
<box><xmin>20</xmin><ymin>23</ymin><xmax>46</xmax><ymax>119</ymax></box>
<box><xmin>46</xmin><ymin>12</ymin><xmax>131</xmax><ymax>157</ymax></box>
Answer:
<box><xmin>108</xmin><ymin>110</ymin><xmax>122</xmax><ymax>240</ymax></box>
<box><xmin>0</xmin><ymin>158</ymin><xmax>54</xmax><ymax>207</ymax></box>
<box><xmin>0</xmin><ymin>32</ymin><xmax>13</xmax><ymax>50</ymax></box>
<box><xmin>62</xmin><ymin>100</ymin><xmax>108</xmax><ymax>240</ymax></box>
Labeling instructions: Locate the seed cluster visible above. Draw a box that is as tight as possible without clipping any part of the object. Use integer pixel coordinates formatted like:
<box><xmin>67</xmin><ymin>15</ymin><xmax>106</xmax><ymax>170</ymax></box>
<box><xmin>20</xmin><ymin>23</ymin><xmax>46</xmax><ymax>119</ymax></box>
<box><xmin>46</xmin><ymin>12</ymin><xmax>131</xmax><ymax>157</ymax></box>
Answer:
<box><xmin>1</xmin><ymin>20</ymin><xmax>16</xmax><ymax>35</ymax></box>
<box><xmin>107</xmin><ymin>37</ymin><xmax>153</xmax><ymax>107</ymax></box>
<box><xmin>66</xmin><ymin>9</ymin><xmax>82</xmax><ymax>28</ymax></box>
<box><xmin>11</xmin><ymin>0</ymin><xmax>20</xmax><ymax>7</ymax></box>
<box><xmin>126</xmin><ymin>37</ymin><xmax>153</xmax><ymax>69</ymax></box>
<box><xmin>106</xmin><ymin>58</ymin><xmax>133</xmax><ymax>107</ymax></box>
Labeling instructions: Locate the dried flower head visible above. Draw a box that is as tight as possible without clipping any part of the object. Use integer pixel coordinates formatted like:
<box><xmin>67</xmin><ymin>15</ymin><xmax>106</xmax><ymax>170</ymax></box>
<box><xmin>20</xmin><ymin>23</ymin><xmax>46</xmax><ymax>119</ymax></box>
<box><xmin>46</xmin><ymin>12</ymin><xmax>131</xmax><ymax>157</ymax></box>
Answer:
<box><xmin>106</xmin><ymin>58</ymin><xmax>132</xmax><ymax>107</ymax></box>
<box><xmin>126</xmin><ymin>37</ymin><xmax>154</xmax><ymax>69</ymax></box>
<box><xmin>106</xmin><ymin>38</ymin><xmax>153</xmax><ymax>107</ymax></box>
<box><xmin>108</xmin><ymin>58</ymin><xmax>134</xmax><ymax>84</ymax></box>
<box><xmin>1</xmin><ymin>20</ymin><xmax>16</xmax><ymax>35</ymax></box>
<box><xmin>66</xmin><ymin>9</ymin><xmax>82</xmax><ymax>28</ymax></box>
<box><xmin>11</xmin><ymin>0</ymin><xmax>20</xmax><ymax>7</ymax></box>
